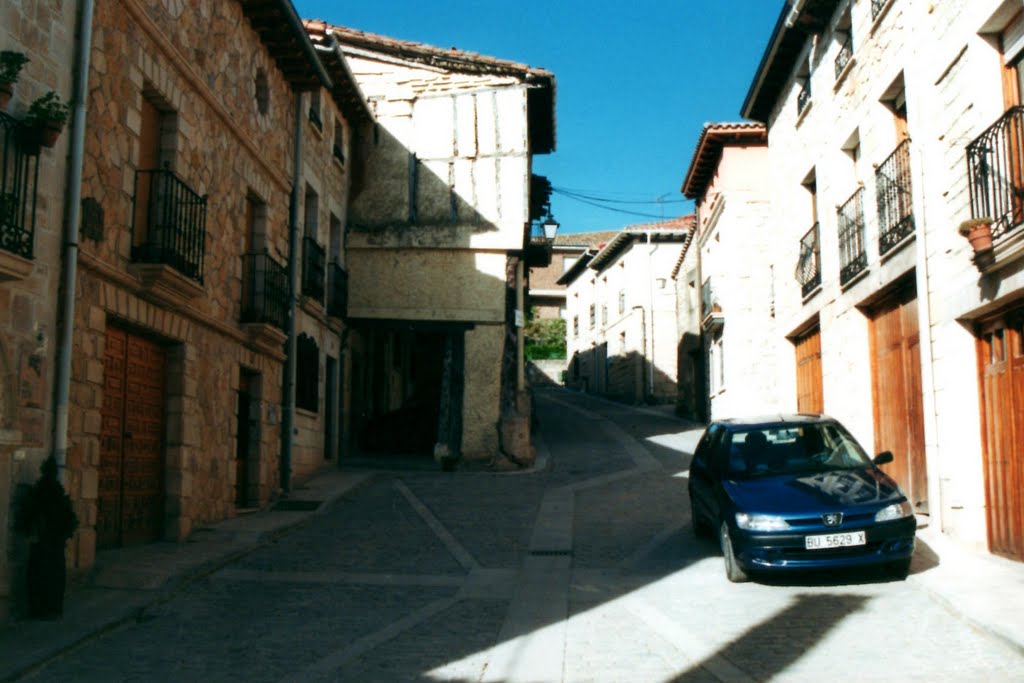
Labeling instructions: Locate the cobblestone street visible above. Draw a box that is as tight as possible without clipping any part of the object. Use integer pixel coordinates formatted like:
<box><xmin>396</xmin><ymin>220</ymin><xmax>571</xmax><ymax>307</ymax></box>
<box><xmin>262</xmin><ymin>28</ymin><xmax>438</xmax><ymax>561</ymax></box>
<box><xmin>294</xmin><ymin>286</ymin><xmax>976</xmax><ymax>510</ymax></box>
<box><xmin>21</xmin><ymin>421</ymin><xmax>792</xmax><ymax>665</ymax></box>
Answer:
<box><xmin>19</xmin><ymin>388</ymin><xmax>1024</xmax><ymax>682</ymax></box>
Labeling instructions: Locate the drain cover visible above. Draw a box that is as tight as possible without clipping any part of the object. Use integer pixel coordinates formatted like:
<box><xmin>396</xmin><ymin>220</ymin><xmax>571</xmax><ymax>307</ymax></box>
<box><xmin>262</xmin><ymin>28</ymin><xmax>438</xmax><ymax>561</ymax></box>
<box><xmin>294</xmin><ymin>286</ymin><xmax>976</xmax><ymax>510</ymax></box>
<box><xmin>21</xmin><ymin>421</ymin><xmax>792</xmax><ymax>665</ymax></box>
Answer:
<box><xmin>272</xmin><ymin>500</ymin><xmax>322</xmax><ymax>511</ymax></box>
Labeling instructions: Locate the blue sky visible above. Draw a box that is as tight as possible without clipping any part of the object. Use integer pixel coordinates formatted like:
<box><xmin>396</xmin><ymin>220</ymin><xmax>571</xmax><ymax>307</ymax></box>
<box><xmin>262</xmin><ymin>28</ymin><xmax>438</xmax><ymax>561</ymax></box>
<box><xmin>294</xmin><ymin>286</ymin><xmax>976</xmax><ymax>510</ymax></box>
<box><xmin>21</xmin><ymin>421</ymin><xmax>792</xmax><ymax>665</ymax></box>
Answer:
<box><xmin>294</xmin><ymin>1</ymin><xmax>784</xmax><ymax>234</ymax></box>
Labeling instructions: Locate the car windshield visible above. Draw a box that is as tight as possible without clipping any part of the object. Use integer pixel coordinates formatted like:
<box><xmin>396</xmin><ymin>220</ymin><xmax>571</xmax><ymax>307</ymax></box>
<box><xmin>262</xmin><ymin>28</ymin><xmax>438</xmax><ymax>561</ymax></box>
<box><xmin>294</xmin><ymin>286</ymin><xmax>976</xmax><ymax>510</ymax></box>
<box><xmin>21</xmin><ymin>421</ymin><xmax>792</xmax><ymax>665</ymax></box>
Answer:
<box><xmin>723</xmin><ymin>422</ymin><xmax>873</xmax><ymax>479</ymax></box>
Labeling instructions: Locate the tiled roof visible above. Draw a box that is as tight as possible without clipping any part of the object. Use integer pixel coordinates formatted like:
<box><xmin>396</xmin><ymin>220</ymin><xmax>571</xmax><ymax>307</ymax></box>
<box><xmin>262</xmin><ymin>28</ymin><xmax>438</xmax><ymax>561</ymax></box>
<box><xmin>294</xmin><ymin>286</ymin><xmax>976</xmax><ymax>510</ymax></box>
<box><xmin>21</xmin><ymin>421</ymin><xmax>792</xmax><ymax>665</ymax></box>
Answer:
<box><xmin>589</xmin><ymin>214</ymin><xmax>694</xmax><ymax>270</ymax></box>
<box><xmin>319</xmin><ymin>25</ymin><xmax>554</xmax><ymax>80</ymax></box>
<box><xmin>681</xmin><ymin>122</ymin><xmax>767</xmax><ymax>199</ymax></box>
<box><xmin>554</xmin><ymin>230</ymin><xmax>621</xmax><ymax>248</ymax></box>
<box><xmin>304</xmin><ymin>21</ymin><xmax>374</xmax><ymax>126</ymax></box>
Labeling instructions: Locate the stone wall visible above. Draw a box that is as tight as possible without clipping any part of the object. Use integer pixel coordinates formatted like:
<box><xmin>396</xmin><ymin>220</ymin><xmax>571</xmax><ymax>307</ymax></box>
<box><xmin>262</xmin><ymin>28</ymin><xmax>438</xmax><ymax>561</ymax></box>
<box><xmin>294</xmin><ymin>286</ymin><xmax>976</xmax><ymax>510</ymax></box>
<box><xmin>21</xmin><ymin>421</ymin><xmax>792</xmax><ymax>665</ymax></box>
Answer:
<box><xmin>0</xmin><ymin>2</ymin><xmax>77</xmax><ymax>621</ymax></box>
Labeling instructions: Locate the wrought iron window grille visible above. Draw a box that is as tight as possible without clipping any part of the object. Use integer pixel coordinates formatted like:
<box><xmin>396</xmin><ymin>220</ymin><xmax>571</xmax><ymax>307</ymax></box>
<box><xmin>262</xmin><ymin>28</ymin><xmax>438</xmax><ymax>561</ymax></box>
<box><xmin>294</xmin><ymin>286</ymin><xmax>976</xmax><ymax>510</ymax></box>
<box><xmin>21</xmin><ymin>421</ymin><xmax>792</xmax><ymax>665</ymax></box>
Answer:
<box><xmin>241</xmin><ymin>251</ymin><xmax>288</xmax><ymax>330</ymax></box>
<box><xmin>871</xmin><ymin>0</ymin><xmax>890</xmax><ymax>21</ymax></box>
<box><xmin>838</xmin><ymin>187</ymin><xmax>868</xmax><ymax>285</ymax></box>
<box><xmin>301</xmin><ymin>235</ymin><xmax>326</xmax><ymax>304</ymax></box>
<box><xmin>797</xmin><ymin>78</ymin><xmax>812</xmax><ymax>116</ymax></box>
<box><xmin>796</xmin><ymin>222</ymin><xmax>821</xmax><ymax>298</ymax></box>
<box><xmin>875</xmin><ymin>139</ymin><xmax>915</xmax><ymax>255</ymax></box>
<box><xmin>327</xmin><ymin>261</ymin><xmax>348</xmax><ymax>319</ymax></box>
<box><xmin>131</xmin><ymin>167</ymin><xmax>208</xmax><ymax>282</ymax></box>
<box><xmin>0</xmin><ymin>113</ymin><xmax>40</xmax><ymax>261</ymax></box>
<box><xmin>834</xmin><ymin>33</ymin><xmax>853</xmax><ymax>80</ymax></box>
<box><xmin>967</xmin><ymin>106</ymin><xmax>1024</xmax><ymax>242</ymax></box>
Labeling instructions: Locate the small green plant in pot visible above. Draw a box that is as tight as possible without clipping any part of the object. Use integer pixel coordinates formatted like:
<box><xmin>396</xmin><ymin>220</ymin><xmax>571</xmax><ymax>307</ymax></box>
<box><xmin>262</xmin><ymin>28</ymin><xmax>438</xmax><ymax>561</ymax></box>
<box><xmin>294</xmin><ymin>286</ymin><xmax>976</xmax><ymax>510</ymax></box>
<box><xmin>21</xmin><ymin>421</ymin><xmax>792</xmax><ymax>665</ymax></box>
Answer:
<box><xmin>0</xmin><ymin>51</ymin><xmax>29</xmax><ymax>111</ymax></box>
<box><xmin>14</xmin><ymin>456</ymin><xmax>78</xmax><ymax>619</ymax></box>
<box><xmin>25</xmin><ymin>91</ymin><xmax>70</xmax><ymax>148</ymax></box>
<box><xmin>958</xmin><ymin>217</ymin><xmax>994</xmax><ymax>254</ymax></box>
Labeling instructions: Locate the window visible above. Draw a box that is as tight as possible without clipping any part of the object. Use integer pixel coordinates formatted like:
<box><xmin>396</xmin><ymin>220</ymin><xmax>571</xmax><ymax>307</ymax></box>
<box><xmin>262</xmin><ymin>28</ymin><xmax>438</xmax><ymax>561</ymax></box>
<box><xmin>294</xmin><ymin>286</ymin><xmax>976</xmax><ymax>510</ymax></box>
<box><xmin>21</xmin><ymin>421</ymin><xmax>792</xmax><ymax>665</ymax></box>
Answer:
<box><xmin>796</xmin><ymin>60</ymin><xmax>811</xmax><ymax>116</ymax></box>
<box><xmin>254</xmin><ymin>68</ymin><xmax>269</xmax><ymax>116</ymax></box>
<box><xmin>309</xmin><ymin>90</ymin><xmax>323</xmax><ymax>130</ymax></box>
<box><xmin>601</xmin><ymin>304</ymin><xmax>608</xmax><ymax>327</ymax></box>
<box><xmin>589</xmin><ymin>304</ymin><xmax>596</xmax><ymax>328</ymax></box>
<box><xmin>618</xmin><ymin>289</ymin><xmax>625</xmax><ymax>314</ymax></box>
<box><xmin>619</xmin><ymin>331</ymin><xmax>626</xmax><ymax>355</ymax></box>
<box><xmin>296</xmin><ymin>333</ymin><xmax>320</xmax><ymax>412</ymax></box>
<box><xmin>563</xmin><ymin>256</ymin><xmax>578</xmax><ymax>273</ymax></box>
<box><xmin>333</xmin><ymin>118</ymin><xmax>345</xmax><ymax>164</ymax></box>
<box><xmin>834</xmin><ymin>6</ymin><xmax>853</xmax><ymax>80</ymax></box>
<box><xmin>573</xmin><ymin>316</ymin><xmax>579</xmax><ymax>337</ymax></box>
<box><xmin>709</xmin><ymin>331</ymin><xmax>725</xmax><ymax>394</ymax></box>
<box><xmin>304</xmin><ymin>186</ymin><xmax>319</xmax><ymax>238</ymax></box>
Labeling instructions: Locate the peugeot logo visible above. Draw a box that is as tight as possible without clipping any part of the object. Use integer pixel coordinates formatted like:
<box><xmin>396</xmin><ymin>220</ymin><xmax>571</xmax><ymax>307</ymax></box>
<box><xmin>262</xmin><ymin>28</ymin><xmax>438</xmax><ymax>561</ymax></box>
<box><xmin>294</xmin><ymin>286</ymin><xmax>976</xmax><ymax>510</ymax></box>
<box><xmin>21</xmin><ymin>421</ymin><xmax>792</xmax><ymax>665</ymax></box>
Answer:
<box><xmin>822</xmin><ymin>513</ymin><xmax>843</xmax><ymax>527</ymax></box>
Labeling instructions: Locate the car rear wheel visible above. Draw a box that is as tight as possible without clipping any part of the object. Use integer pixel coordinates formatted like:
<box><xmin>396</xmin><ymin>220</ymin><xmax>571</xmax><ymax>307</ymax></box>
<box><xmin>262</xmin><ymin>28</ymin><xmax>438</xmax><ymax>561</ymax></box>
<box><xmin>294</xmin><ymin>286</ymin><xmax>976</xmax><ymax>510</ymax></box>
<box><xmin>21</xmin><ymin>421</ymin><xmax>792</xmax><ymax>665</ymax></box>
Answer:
<box><xmin>720</xmin><ymin>522</ymin><xmax>749</xmax><ymax>583</ymax></box>
<box><xmin>691</xmin><ymin>498</ymin><xmax>712</xmax><ymax>539</ymax></box>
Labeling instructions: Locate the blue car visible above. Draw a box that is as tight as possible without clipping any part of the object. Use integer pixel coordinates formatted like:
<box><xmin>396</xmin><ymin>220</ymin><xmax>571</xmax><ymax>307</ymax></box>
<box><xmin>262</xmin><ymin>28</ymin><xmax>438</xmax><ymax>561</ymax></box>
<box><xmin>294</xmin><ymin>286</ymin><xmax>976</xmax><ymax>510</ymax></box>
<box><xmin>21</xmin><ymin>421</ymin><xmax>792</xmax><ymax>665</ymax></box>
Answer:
<box><xmin>687</xmin><ymin>415</ymin><xmax>917</xmax><ymax>582</ymax></box>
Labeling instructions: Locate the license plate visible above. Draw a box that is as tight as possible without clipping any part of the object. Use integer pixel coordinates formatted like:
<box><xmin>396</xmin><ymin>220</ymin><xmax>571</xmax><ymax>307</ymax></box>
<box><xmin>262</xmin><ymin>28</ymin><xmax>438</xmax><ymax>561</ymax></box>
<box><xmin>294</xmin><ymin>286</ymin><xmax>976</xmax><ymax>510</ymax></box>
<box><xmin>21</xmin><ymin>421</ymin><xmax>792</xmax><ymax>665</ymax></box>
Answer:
<box><xmin>805</xmin><ymin>531</ymin><xmax>866</xmax><ymax>550</ymax></box>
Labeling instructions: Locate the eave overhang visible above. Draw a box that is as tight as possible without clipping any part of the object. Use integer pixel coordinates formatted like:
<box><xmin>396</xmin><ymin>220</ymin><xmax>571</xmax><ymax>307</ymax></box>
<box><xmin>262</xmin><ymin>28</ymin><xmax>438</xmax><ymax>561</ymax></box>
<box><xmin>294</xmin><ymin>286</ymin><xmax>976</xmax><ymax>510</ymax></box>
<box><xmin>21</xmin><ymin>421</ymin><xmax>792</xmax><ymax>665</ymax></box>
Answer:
<box><xmin>740</xmin><ymin>0</ymin><xmax>842</xmax><ymax>123</ymax></box>
<box><xmin>681</xmin><ymin>123</ymin><xmax>768</xmax><ymax>200</ymax></box>
<box><xmin>306</xmin><ymin>21</ymin><xmax>374</xmax><ymax>126</ymax></box>
<box><xmin>240</xmin><ymin>0</ymin><xmax>332</xmax><ymax>91</ymax></box>
<box><xmin>556</xmin><ymin>250</ymin><xmax>596</xmax><ymax>287</ymax></box>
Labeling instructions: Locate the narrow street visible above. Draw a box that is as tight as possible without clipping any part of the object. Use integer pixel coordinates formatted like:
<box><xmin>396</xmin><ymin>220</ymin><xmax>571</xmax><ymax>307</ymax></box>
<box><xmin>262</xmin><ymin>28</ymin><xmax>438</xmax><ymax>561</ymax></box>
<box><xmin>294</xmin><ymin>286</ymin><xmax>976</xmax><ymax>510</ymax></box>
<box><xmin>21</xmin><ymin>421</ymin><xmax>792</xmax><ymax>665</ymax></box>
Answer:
<box><xmin>20</xmin><ymin>388</ymin><xmax>1024</xmax><ymax>682</ymax></box>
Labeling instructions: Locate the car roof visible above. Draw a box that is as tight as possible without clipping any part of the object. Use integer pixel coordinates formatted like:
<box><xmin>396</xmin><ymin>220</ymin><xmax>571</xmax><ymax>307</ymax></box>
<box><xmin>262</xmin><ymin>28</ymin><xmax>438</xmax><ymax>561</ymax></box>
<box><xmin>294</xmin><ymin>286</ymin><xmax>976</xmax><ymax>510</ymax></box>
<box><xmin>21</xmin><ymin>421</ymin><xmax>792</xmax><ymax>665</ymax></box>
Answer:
<box><xmin>713</xmin><ymin>414</ymin><xmax>835</xmax><ymax>429</ymax></box>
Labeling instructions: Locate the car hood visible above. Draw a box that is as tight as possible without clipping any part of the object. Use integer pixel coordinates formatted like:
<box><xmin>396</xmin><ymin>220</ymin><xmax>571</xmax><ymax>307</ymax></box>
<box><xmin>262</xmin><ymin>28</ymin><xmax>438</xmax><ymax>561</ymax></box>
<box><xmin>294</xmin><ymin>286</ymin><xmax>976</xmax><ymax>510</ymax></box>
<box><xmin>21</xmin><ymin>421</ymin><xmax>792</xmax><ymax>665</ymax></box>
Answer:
<box><xmin>724</xmin><ymin>467</ymin><xmax>904</xmax><ymax>514</ymax></box>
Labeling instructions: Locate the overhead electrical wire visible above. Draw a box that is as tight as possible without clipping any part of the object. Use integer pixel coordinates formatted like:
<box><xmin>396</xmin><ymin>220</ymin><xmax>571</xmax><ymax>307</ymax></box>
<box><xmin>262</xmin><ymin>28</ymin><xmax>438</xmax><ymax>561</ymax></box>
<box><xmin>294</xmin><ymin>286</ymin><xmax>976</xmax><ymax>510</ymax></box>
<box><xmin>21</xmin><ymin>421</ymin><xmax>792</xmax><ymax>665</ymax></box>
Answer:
<box><xmin>551</xmin><ymin>189</ymin><xmax>683</xmax><ymax>220</ymax></box>
<box><xmin>553</xmin><ymin>186</ymin><xmax>689</xmax><ymax>205</ymax></box>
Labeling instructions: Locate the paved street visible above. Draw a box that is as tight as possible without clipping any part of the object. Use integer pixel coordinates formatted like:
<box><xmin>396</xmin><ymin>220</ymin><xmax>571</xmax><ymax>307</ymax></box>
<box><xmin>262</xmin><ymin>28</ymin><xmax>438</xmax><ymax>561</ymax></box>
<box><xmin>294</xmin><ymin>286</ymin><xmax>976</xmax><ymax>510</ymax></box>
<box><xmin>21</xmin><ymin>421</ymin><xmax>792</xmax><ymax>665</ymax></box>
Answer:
<box><xmin>18</xmin><ymin>388</ymin><xmax>1024</xmax><ymax>682</ymax></box>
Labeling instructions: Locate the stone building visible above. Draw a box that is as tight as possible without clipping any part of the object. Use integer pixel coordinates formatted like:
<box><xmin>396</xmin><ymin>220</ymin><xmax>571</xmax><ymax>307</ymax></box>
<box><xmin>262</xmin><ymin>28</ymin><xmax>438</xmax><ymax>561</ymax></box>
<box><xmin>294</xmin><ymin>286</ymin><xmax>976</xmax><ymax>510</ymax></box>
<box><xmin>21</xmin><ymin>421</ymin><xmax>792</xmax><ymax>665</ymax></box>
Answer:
<box><xmin>47</xmin><ymin>0</ymin><xmax>370</xmax><ymax>586</ymax></box>
<box><xmin>679</xmin><ymin>123</ymin><xmax>774</xmax><ymax>421</ymax></box>
<box><xmin>0</xmin><ymin>3</ymin><xmax>78</xmax><ymax>621</ymax></box>
<box><xmin>737</xmin><ymin>0</ymin><xmax>1024</xmax><ymax>558</ymax></box>
<box><xmin>528</xmin><ymin>233</ymin><xmax>613</xmax><ymax>321</ymax></box>
<box><xmin>561</xmin><ymin>218</ymin><xmax>692</xmax><ymax>404</ymax></box>
<box><xmin>322</xmin><ymin>25</ymin><xmax>557</xmax><ymax>469</ymax></box>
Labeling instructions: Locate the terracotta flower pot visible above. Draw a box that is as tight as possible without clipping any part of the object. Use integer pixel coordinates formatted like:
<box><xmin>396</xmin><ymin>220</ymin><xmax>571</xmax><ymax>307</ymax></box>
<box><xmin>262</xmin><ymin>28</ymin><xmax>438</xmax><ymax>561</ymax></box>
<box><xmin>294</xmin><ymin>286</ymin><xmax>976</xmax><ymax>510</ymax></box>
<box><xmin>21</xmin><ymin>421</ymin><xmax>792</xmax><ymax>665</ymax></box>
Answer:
<box><xmin>35</xmin><ymin>119</ymin><xmax>64</xmax><ymax>148</ymax></box>
<box><xmin>965</xmin><ymin>223</ymin><xmax>994</xmax><ymax>253</ymax></box>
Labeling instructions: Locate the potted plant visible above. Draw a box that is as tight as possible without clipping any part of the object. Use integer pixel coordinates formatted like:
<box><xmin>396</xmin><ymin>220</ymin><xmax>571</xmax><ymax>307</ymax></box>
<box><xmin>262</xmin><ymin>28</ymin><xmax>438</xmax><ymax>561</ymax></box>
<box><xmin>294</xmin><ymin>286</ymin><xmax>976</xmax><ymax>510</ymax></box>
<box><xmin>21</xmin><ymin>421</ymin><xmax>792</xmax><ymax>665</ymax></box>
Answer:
<box><xmin>25</xmin><ymin>91</ymin><xmax>70</xmax><ymax>148</ymax></box>
<box><xmin>958</xmin><ymin>217</ymin><xmax>994</xmax><ymax>254</ymax></box>
<box><xmin>0</xmin><ymin>51</ymin><xmax>29</xmax><ymax>111</ymax></box>
<box><xmin>14</xmin><ymin>456</ymin><xmax>78</xmax><ymax>619</ymax></box>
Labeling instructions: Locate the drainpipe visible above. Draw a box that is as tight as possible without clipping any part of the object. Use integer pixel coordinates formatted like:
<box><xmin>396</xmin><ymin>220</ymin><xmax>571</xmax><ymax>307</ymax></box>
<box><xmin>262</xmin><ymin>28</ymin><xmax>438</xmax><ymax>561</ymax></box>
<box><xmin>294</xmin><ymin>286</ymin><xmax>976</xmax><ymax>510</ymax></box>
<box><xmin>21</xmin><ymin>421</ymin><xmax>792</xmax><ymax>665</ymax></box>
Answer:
<box><xmin>280</xmin><ymin>92</ymin><xmax>304</xmax><ymax>494</ymax></box>
<box><xmin>52</xmin><ymin>0</ymin><xmax>95</xmax><ymax>485</ymax></box>
<box><xmin>632</xmin><ymin>305</ymin><xmax>647</xmax><ymax>403</ymax></box>
<box><xmin>646</xmin><ymin>234</ymin><xmax>659</xmax><ymax>401</ymax></box>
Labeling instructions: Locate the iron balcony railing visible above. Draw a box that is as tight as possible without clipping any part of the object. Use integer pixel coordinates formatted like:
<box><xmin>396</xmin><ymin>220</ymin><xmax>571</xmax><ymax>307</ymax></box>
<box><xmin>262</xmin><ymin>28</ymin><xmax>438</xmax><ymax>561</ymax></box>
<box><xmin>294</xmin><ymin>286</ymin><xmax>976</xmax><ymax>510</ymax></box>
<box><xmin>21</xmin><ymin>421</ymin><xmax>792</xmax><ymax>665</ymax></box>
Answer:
<box><xmin>871</xmin><ymin>0</ymin><xmax>889</xmax><ymax>20</ymax></box>
<box><xmin>241</xmin><ymin>251</ymin><xmax>288</xmax><ymax>330</ymax></box>
<box><xmin>301</xmin><ymin>235</ymin><xmax>325</xmax><ymax>303</ymax></box>
<box><xmin>838</xmin><ymin>187</ymin><xmax>868</xmax><ymax>285</ymax></box>
<box><xmin>327</xmin><ymin>262</ymin><xmax>348</xmax><ymax>319</ymax></box>
<box><xmin>701</xmin><ymin>278</ymin><xmax>712</xmax><ymax>317</ymax></box>
<box><xmin>797</xmin><ymin>78</ymin><xmax>811</xmax><ymax>116</ymax></box>
<box><xmin>796</xmin><ymin>222</ymin><xmax>821</xmax><ymax>298</ymax></box>
<box><xmin>131</xmin><ymin>168</ymin><xmax>207</xmax><ymax>282</ymax></box>
<box><xmin>876</xmin><ymin>139</ymin><xmax>915</xmax><ymax>255</ymax></box>
<box><xmin>834</xmin><ymin>33</ymin><xmax>853</xmax><ymax>79</ymax></box>
<box><xmin>967</xmin><ymin>106</ymin><xmax>1024</xmax><ymax>242</ymax></box>
<box><xmin>0</xmin><ymin>113</ymin><xmax>40</xmax><ymax>260</ymax></box>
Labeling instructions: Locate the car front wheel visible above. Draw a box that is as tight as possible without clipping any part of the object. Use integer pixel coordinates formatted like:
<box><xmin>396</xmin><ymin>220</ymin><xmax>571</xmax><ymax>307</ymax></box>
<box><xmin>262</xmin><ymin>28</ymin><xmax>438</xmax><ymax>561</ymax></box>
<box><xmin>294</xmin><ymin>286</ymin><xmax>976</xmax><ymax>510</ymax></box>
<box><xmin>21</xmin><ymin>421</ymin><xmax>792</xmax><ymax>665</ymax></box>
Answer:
<box><xmin>720</xmin><ymin>522</ymin><xmax>749</xmax><ymax>583</ymax></box>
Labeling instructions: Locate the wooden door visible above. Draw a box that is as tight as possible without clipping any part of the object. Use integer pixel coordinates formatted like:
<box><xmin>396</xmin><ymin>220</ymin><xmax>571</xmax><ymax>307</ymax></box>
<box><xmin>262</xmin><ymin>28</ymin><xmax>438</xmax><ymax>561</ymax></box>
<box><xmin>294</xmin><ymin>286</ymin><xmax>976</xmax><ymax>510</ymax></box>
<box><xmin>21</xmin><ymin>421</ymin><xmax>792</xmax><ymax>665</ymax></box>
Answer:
<box><xmin>235</xmin><ymin>372</ymin><xmax>252</xmax><ymax>507</ymax></box>
<box><xmin>794</xmin><ymin>326</ymin><xmax>824</xmax><ymax>413</ymax></box>
<box><xmin>98</xmin><ymin>327</ymin><xmax>166</xmax><ymax>548</ymax></box>
<box><xmin>133</xmin><ymin>98</ymin><xmax>161</xmax><ymax>248</ymax></box>
<box><xmin>870</xmin><ymin>285</ymin><xmax>929</xmax><ymax>513</ymax></box>
<box><xmin>979</xmin><ymin>308</ymin><xmax>1024</xmax><ymax>561</ymax></box>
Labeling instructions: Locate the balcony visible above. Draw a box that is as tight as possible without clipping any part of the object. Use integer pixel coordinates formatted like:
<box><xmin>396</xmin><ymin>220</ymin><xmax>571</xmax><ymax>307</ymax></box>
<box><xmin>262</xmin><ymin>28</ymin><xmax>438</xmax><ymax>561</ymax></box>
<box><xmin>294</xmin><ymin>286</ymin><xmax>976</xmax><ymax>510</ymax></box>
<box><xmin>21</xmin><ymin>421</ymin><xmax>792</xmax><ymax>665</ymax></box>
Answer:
<box><xmin>967</xmin><ymin>106</ymin><xmax>1024</xmax><ymax>244</ymax></box>
<box><xmin>796</xmin><ymin>222</ymin><xmax>821</xmax><ymax>298</ymax></box>
<box><xmin>834</xmin><ymin>34</ymin><xmax>853</xmax><ymax>80</ymax></box>
<box><xmin>0</xmin><ymin>113</ymin><xmax>39</xmax><ymax>280</ymax></box>
<box><xmin>876</xmin><ymin>139</ymin><xmax>914</xmax><ymax>255</ymax></box>
<box><xmin>701</xmin><ymin>278</ymin><xmax>723</xmax><ymax>331</ymax></box>
<box><xmin>838</xmin><ymin>187</ymin><xmax>868</xmax><ymax>285</ymax></box>
<box><xmin>327</xmin><ymin>262</ymin><xmax>348</xmax><ymax>319</ymax></box>
<box><xmin>797</xmin><ymin>79</ymin><xmax>811</xmax><ymax>117</ymax></box>
<box><xmin>301</xmin><ymin>235</ymin><xmax>325</xmax><ymax>304</ymax></box>
<box><xmin>131</xmin><ymin>168</ymin><xmax>207</xmax><ymax>286</ymax></box>
<box><xmin>241</xmin><ymin>251</ymin><xmax>288</xmax><ymax>330</ymax></box>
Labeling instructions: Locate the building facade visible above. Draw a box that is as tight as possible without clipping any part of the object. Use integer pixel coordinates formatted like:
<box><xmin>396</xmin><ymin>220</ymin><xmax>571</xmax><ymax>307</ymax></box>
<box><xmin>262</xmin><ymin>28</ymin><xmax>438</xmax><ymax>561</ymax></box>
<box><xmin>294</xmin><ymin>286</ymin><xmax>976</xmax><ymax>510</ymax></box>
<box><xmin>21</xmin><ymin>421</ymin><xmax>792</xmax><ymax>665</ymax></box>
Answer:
<box><xmin>562</xmin><ymin>218</ymin><xmax>691</xmax><ymax>404</ymax></box>
<box><xmin>327</xmin><ymin>26</ymin><xmax>556</xmax><ymax>469</ymax></box>
<box><xmin>0</xmin><ymin>3</ymin><xmax>78</xmax><ymax>621</ymax></box>
<box><xmin>739</xmin><ymin>0</ymin><xmax>1024</xmax><ymax>558</ymax></box>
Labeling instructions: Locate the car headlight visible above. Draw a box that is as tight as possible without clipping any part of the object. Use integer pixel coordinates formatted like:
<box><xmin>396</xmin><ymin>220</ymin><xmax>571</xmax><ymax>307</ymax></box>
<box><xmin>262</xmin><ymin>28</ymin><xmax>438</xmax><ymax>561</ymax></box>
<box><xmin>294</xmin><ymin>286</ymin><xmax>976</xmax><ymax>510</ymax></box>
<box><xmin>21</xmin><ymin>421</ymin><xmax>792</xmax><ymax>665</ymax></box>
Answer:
<box><xmin>875</xmin><ymin>500</ymin><xmax>914</xmax><ymax>522</ymax></box>
<box><xmin>735</xmin><ymin>512</ymin><xmax>791</xmax><ymax>532</ymax></box>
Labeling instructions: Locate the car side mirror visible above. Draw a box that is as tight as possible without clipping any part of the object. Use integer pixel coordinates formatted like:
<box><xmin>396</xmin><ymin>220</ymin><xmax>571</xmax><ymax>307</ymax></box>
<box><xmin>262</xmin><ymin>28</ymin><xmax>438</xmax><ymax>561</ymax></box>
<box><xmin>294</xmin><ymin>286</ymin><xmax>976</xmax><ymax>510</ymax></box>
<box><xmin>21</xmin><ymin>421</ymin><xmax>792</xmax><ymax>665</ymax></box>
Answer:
<box><xmin>873</xmin><ymin>451</ymin><xmax>894</xmax><ymax>466</ymax></box>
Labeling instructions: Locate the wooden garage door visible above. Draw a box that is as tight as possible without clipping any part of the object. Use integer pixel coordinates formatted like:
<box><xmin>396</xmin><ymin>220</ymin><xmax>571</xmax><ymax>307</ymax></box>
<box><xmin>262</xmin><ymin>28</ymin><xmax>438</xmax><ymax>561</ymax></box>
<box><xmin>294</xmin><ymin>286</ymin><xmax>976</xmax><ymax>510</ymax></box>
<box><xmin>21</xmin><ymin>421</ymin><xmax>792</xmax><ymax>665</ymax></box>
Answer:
<box><xmin>979</xmin><ymin>307</ymin><xmax>1024</xmax><ymax>561</ymax></box>
<box><xmin>98</xmin><ymin>327</ymin><xmax>167</xmax><ymax>548</ymax></box>
<box><xmin>794</xmin><ymin>326</ymin><xmax>824</xmax><ymax>413</ymax></box>
<box><xmin>870</xmin><ymin>285</ymin><xmax>929</xmax><ymax>513</ymax></box>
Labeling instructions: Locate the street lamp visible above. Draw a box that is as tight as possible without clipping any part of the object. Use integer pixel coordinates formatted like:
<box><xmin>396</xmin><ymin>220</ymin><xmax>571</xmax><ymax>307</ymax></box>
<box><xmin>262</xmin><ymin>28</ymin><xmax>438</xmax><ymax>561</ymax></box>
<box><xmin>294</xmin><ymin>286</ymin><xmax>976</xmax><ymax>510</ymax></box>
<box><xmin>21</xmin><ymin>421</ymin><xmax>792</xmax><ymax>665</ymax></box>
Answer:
<box><xmin>542</xmin><ymin>213</ymin><xmax>559</xmax><ymax>241</ymax></box>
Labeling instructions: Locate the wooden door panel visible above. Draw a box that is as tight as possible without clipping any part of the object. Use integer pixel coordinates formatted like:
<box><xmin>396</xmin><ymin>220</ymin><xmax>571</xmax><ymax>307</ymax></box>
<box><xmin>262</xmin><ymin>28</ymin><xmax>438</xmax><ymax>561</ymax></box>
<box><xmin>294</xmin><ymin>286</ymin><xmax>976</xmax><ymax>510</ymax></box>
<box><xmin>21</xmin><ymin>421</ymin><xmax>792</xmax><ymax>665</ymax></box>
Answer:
<box><xmin>870</xmin><ymin>287</ymin><xmax>928</xmax><ymax>512</ymax></box>
<box><xmin>795</xmin><ymin>328</ymin><xmax>823</xmax><ymax>413</ymax></box>
<box><xmin>98</xmin><ymin>328</ymin><xmax>127</xmax><ymax>549</ymax></box>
